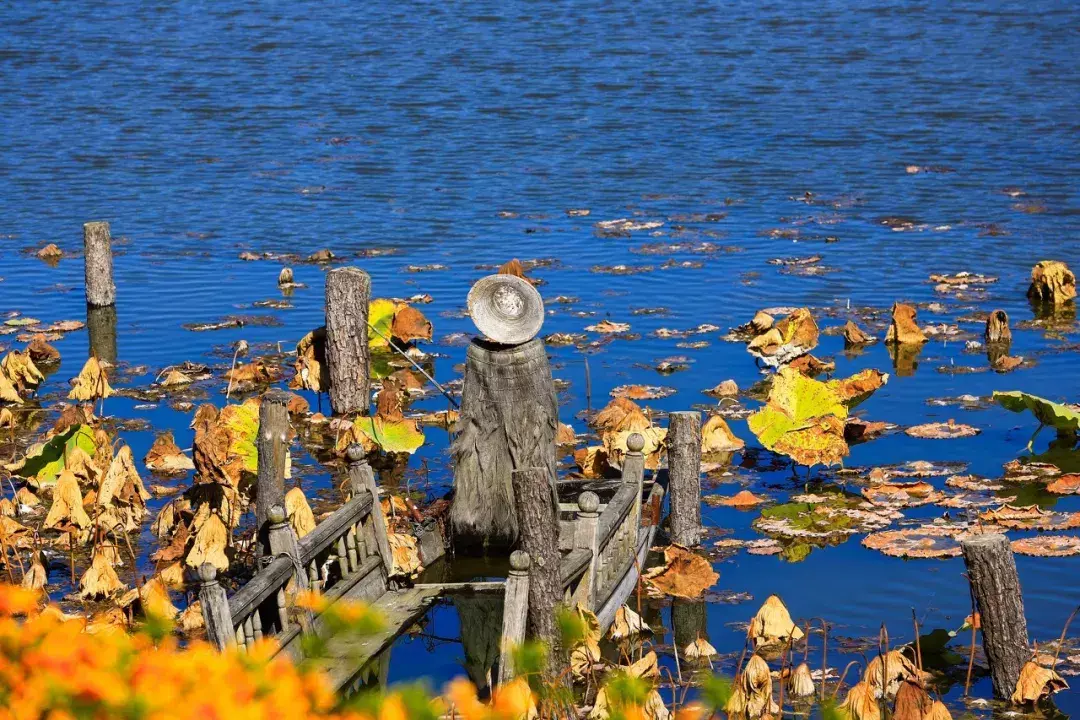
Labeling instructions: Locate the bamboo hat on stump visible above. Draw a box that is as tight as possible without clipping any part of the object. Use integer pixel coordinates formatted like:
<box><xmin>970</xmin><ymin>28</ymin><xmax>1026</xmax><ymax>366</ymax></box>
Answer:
<box><xmin>467</xmin><ymin>274</ymin><xmax>544</xmax><ymax>344</ymax></box>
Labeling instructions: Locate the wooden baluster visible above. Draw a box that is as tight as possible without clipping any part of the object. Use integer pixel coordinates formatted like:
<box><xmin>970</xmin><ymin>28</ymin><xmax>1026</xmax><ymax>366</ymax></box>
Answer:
<box><xmin>267</xmin><ymin>505</ymin><xmax>308</xmax><ymax>590</ymax></box>
<box><xmin>571</xmin><ymin>491</ymin><xmax>600</xmax><ymax>608</ymax></box>
<box><xmin>622</xmin><ymin>432</ymin><xmax>646</xmax><ymax>526</ymax></box>
<box><xmin>197</xmin><ymin>563</ymin><xmax>236</xmax><ymax>650</ymax></box>
<box><xmin>235</xmin><ymin>625</ymin><xmax>245</xmax><ymax>650</ymax></box>
<box><xmin>346</xmin><ymin>444</ymin><xmax>393</xmax><ymax>571</ymax></box>
<box><xmin>497</xmin><ymin>551</ymin><xmax>530</xmax><ymax>686</ymax></box>
<box><xmin>346</xmin><ymin>524</ymin><xmax>361</xmax><ymax>568</ymax></box>
<box><xmin>308</xmin><ymin>560</ymin><xmax>319</xmax><ymax>589</ymax></box>
<box><xmin>244</xmin><ymin>616</ymin><xmax>256</xmax><ymax>646</ymax></box>
<box><xmin>277</xmin><ymin>588</ymin><xmax>289</xmax><ymax>633</ymax></box>
<box><xmin>251</xmin><ymin>608</ymin><xmax>264</xmax><ymax>640</ymax></box>
<box><xmin>337</xmin><ymin>536</ymin><xmax>350</xmax><ymax>576</ymax></box>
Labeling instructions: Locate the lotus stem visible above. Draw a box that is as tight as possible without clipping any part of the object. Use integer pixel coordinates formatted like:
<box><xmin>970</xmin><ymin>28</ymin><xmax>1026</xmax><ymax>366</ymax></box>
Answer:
<box><xmin>366</xmin><ymin>320</ymin><xmax>460</xmax><ymax>408</ymax></box>
<box><xmin>964</xmin><ymin>579</ymin><xmax>977</xmax><ymax>696</ymax></box>
<box><xmin>833</xmin><ymin>660</ymin><xmax>862</xmax><ymax>700</ymax></box>
<box><xmin>1051</xmin><ymin>604</ymin><xmax>1080</xmax><ymax>668</ymax></box>
<box><xmin>1025</xmin><ymin>422</ymin><xmax>1045</xmax><ymax>453</ymax></box>
<box><xmin>911</xmin><ymin>609</ymin><xmax>923</xmax><ymax>672</ymax></box>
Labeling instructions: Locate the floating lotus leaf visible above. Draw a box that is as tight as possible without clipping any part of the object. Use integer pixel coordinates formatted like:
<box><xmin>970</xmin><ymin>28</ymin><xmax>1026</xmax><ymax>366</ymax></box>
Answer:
<box><xmin>905</xmin><ymin>420</ymin><xmax>980</xmax><ymax>440</ymax></box>
<box><xmin>748</xmin><ymin>368</ymin><xmax>848</xmax><ymax>467</ymax></box>
<box><xmin>706</xmin><ymin>490</ymin><xmax>766</xmax><ymax>508</ymax></box>
<box><xmin>1047</xmin><ymin>474</ymin><xmax>1080</xmax><ymax>494</ymax></box>
<box><xmin>1012</xmin><ymin>535</ymin><xmax>1080</xmax><ymax>557</ymax></box>
<box><xmin>641</xmin><ymin>545</ymin><xmax>718</xmax><ymax>599</ymax></box>
<box><xmin>979</xmin><ymin>504</ymin><xmax>1080</xmax><ymax>530</ymax></box>
<box><xmin>754</xmin><ymin>489</ymin><xmax>896</xmax><ymax>541</ymax></box>
<box><xmin>610</xmin><ymin>384</ymin><xmax>676</xmax><ymax>400</ymax></box>
<box><xmin>862</xmin><ymin>525</ymin><xmax>971</xmax><ymax>558</ymax></box>
<box><xmin>352</xmin><ymin>416</ymin><xmax>425</xmax><ymax>455</ymax></box>
<box><xmin>861</xmin><ymin>481</ymin><xmax>943</xmax><ymax>508</ymax></box>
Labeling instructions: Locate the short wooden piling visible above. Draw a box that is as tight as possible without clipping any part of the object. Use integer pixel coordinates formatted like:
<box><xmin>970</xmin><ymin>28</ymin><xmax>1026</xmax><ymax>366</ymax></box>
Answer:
<box><xmin>83</xmin><ymin>221</ymin><xmax>116</xmax><ymax>307</ymax></box>
<box><xmin>198</xmin><ymin>563</ymin><xmax>236</xmax><ymax>649</ymax></box>
<box><xmin>324</xmin><ymin>267</ymin><xmax>371</xmax><ymax>416</ymax></box>
<box><xmin>255</xmin><ymin>390</ymin><xmax>291</xmax><ymax>556</ymax></box>
<box><xmin>497</xmin><ymin>550</ymin><xmax>531</xmax><ymax>686</ymax></box>
<box><xmin>451</xmin><ymin>338</ymin><xmax>559</xmax><ymax>550</ymax></box>
<box><xmin>511</xmin><ymin>466</ymin><xmax>561</xmax><ymax>650</ymax></box>
<box><xmin>667</xmin><ymin>411</ymin><xmax>703</xmax><ymax>546</ymax></box>
<box><xmin>961</xmin><ymin>533</ymin><xmax>1030</xmax><ymax>698</ymax></box>
<box><xmin>672</xmin><ymin>599</ymin><xmax>708</xmax><ymax>659</ymax></box>
<box><xmin>86</xmin><ymin>304</ymin><xmax>118</xmax><ymax>364</ymax></box>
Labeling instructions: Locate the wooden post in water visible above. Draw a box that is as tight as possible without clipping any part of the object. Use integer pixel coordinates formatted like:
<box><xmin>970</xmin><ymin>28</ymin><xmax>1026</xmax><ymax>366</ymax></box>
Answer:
<box><xmin>346</xmin><ymin>443</ymin><xmax>394</xmax><ymax>573</ymax></box>
<box><xmin>672</xmin><ymin>600</ymin><xmax>709</xmax><ymax>660</ymax></box>
<box><xmin>86</xmin><ymin>305</ymin><xmax>118</xmax><ymax>365</ymax></box>
<box><xmin>511</xmin><ymin>466</ymin><xmax>561</xmax><ymax>650</ymax></box>
<box><xmin>451</xmin><ymin>338</ymin><xmax>559</xmax><ymax>550</ymax></box>
<box><xmin>255</xmin><ymin>390</ymin><xmax>290</xmax><ymax>556</ymax></box>
<box><xmin>497</xmin><ymin>550</ymin><xmax>531</xmax><ymax>686</ymax></box>
<box><xmin>198</xmin><ymin>563</ymin><xmax>236</xmax><ymax>649</ymax></box>
<box><xmin>83</xmin><ymin>221</ymin><xmax>116</xmax><ymax>307</ymax></box>
<box><xmin>961</xmin><ymin>533</ymin><xmax>1030</xmax><ymax>699</ymax></box>
<box><xmin>667</xmin><ymin>411</ymin><xmax>703</xmax><ymax>546</ymax></box>
<box><xmin>324</xmin><ymin>267</ymin><xmax>371</xmax><ymax>416</ymax></box>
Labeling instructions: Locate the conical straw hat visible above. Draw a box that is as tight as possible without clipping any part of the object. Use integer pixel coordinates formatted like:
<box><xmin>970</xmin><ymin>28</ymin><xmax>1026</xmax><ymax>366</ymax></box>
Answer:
<box><xmin>467</xmin><ymin>274</ymin><xmax>544</xmax><ymax>344</ymax></box>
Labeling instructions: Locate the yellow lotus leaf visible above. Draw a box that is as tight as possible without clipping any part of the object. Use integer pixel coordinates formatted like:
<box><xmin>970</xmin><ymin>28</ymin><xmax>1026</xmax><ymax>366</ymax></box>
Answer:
<box><xmin>701</xmin><ymin>414</ymin><xmax>744</xmax><ymax>453</ymax></box>
<box><xmin>43</xmin><ymin>470</ymin><xmax>92</xmax><ymax>530</ymax></box>
<box><xmin>684</xmin><ymin>637</ymin><xmax>717</xmax><ymax>662</ymax></box>
<box><xmin>748</xmin><ymin>367</ymin><xmax>849</xmax><ymax>467</ymax></box>
<box><xmin>594</xmin><ymin>397</ymin><xmax>651</xmax><ymax>434</ymax></box>
<box><xmin>841</xmin><ymin>681</ymin><xmax>881</xmax><ymax>720</ymax></box>
<box><xmin>884</xmin><ymin>302</ymin><xmax>927</xmax><ymax>345</ymax></box>
<box><xmin>0</xmin><ymin>369</ymin><xmax>23</xmax><ymax>404</ymax></box>
<box><xmin>159</xmin><ymin>561</ymin><xmax>186</xmax><ymax>588</ymax></box>
<box><xmin>1027</xmin><ymin>260</ymin><xmax>1076</xmax><ymax>306</ymax></box>
<box><xmin>1</xmin><ymin>350</ymin><xmax>44</xmax><ymax>393</ymax></box>
<box><xmin>388</xmin><ymin>532</ymin><xmax>422</xmax><ymax>578</ymax></box>
<box><xmin>747</xmin><ymin>307</ymin><xmax>818</xmax><ymax>367</ymax></box>
<box><xmin>610</xmin><ymin>605</ymin><xmax>650</xmax><ymax>641</ymax></box>
<box><xmin>1011</xmin><ymin>661</ymin><xmax>1068</xmax><ymax>704</ymax></box>
<box><xmin>68</xmin><ymin>356</ymin><xmax>114</xmax><ymax>401</ymax></box>
<box><xmin>284</xmin><ymin>487</ymin><xmax>317</xmax><ymax>539</ymax></box>
<box><xmin>0</xmin><ymin>407</ymin><xmax>13</xmax><ymax>427</ymax></box>
<box><xmin>642</xmin><ymin>545</ymin><xmax>718</xmax><ymax>599</ymax></box>
<box><xmin>367</xmin><ymin>298</ymin><xmax>398</xmax><ymax>349</ymax></box>
<box><xmin>748</xmin><ymin>594</ymin><xmax>804</xmax><ymax>647</ymax></box>
<box><xmin>352</xmin><ymin>416</ymin><xmax>425</xmax><ymax>455</ymax></box>
<box><xmin>78</xmin><ymin>545</ymin><xmax>126</xmax><ymax>599</ymax></box>
<box><xmin>291</xmin><ymin>327</ymin><xmax>329</xmax><ymax>393</ymax></box>
<box><xmin>185</xmin><ymin>512</ymin><xmax>229</xmax><ymax>570</ymax></box>
<box><xmin>99</xmin><ymin>445</ymin><xmax>151</xmax><ymax>509</ymax></box>
<box><xmin>144</xmin><ymin>431</ymin><xmax>195</xmax><ymax>473</ymax></box>
<box><xmin>827</xmin><ymin>369</ymin><xmax>889</xmax><ymax>407</ymax></box>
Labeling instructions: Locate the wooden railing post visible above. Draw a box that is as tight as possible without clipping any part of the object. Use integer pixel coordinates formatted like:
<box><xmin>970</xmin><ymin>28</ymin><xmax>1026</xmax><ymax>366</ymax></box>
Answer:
<box><xmin>325</xmin><ymin>267</ymin><xmax>371</xmax><ymax>416</ymax></box>
<box><xmin>623</xmin><ymin>432</ymin><xmax>645</xmax><ymax>523</ymax></box>
<box><xmin>667</xmin><ymin>411</ymin><xmax>703</xmax><ymax>546</ymax></box>
<box><xmin>571</xmin><ymin>491</ymin><xmax>600</xmax><ymax>608</ymax></box>
<box><xmin>346</xmin><ymin>443</ymin><xmax>394</xmax><ymax>573</ymax></box>
<box><xmin>198</xmin><ymin>563</ymin><xmax>236</xmax><ymax>650</ymax></box>
<box><xmin>961</xmin><ymin>534</ymin><xmax>1030</xmax><ymax>698</ymax></box>
<box><xmin>498</xmin><ymin>550</ymin><xmax>531</xmax><ymax>686</ymax></box>
<box><xmin>256</xmin><ymin>390</ymin><xmax>290</xmax><ymax>556</ymax></box>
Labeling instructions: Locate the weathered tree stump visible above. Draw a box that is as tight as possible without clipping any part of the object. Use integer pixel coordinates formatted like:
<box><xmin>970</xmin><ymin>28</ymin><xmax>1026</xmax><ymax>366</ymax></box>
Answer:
<box><xmin>667</xmin><ymin>411</ymin><xmax>703</xmax><ymax>546</ymax></box>
<box><xmin>511</xmin><ymin>466</ymin><xmax>561</xmax><ymax>651</ymax></box>
<box><xmin>86</xmin><ymin>304</ymin><xmax>118</xmax><ymax>364</ymax></box>
<box><xmin>325</xmin><ymin>267</ymin><xmax>371</xmax><ymax>416</ymax></box>
<box><xmin>451</xmin><ymin>338</ymin><xmax>559</xmax><ymax>550</ymax></box>
<box><xmin>255</xmin><ymin>390</ymin><xmax>291</xmax><ymax>555</ymax></box>
<box><xmin>961</xmin><ymin>533</ymin><xmax>1030</xmax><ymax>699</ymax></box>
<box><xmin>83</xmin><ymin>221</ymin><xmax>116</xmax><ymax>307</ymax></box>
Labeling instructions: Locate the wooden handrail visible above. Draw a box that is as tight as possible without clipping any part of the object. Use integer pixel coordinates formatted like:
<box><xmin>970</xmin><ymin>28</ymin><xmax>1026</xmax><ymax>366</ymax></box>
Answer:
<box><xmin>560</xmin><ymin>548</ymin><xmax>591</xmax><ymax>589</ymax></box>
<box><xmin>299</xmin><ymin>490</ymin><xmax>374</xmax><ymax>565</ymax></box>
<box><xmin>228</xmin><ymin>555</ymin><xmax>293</xmax><ymax>623</ymax></box>
<box><xmin>595</xmin><ymin>483</ymin><xmax>637</xmax><ymax>551</ymax></box>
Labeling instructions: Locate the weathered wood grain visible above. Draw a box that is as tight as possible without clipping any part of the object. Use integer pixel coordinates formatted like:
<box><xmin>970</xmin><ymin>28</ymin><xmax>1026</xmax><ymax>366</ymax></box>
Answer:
<box><xmin>83</xmin><ymin>221</ymin><xmax>115</xmax><ymax>307</ymax></box>
<box><xmin>667</xmin><ymin>411</ymin><xmax>703</xmax><ymax>546</ymax></box>
<box><xmin>325</xmin><ymin>267</ymin><xmax>371</xmax><ymax>415</ymax></box>
<box><xmin>512</xmin><ymin>467</ymin><xmax>561</xmax><ymax>648</ymax></box>
<box><xmin>256</xmin><ymin>390</ymin><xmax>291</xmax><ymax>555</ymax></box>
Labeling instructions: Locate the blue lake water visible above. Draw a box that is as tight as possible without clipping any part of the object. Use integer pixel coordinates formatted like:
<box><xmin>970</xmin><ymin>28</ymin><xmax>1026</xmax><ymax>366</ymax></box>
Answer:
<box><xmin>2</xmin><ymin>0</ymin><xmax>1080</xmax><ymax>715</ymax></box>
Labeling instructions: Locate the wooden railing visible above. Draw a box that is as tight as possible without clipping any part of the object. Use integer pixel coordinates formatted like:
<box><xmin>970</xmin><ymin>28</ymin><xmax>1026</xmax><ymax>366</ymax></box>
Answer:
<box><xmin>199</xmin><ymin>443</ymin><xmax>394</xmax><ymax>653</ymax></box>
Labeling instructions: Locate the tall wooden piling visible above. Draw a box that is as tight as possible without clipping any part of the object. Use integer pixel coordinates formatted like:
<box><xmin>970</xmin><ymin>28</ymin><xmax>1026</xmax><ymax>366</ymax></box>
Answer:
<box><xmin>83</xmin><ymin>221</ymin><xmax>116</xmax><ymax>307</ymax></box>
<box><xmin>497</xmin><ymin>550</ymin><xmax>531</xmax><ymax>685</ymax></box>
<box><xmin>961</xmin><ymin>533</ymin><xmax>1030</xmax><ymax>698</ymax></box>
<box><xmin>511</xmin><ymin>466</ymin><xmax>561</xmax><ymax>650</ymax></box>
<box><xmin>324</xmin><ymin>267</ymin><xmax>371</xmax><ymax>416</ymax></box>
<box><xmin>451</xmin><ymin>338</ymin><xmax>559</xmax><ymax>550</ymax></box>
<box><xmin>255</xmin><ymin>390</ymin><xmax>290</xmax><ymax>555</ymax></box>
<box><xmin>667</xmin><ymin>411</ymin><xmax>703</xmax><ymax>546</ymax></box>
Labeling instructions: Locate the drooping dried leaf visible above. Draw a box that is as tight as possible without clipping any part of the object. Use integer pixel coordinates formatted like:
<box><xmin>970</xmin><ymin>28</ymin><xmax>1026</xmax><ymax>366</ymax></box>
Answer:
<box><xmin>556</xmin><ymin>422</ymin><xmax>577</xmax><ymax>446</ymax></box>
<box><xmin>574</xmin><ymin>446</ymin><xmax>610</xmax><ymax>479</ymax></box>
<box><xmin>21</xmin><ymin>556</ymin><xmax>47</xmax><ymax>594</ymax></box>
<box><xmin>498</xmin><ymin>258</ymin><xmax>527</xmax><ymax>278</ymax></box>
<box><xmin>118</xmin><ymin>576</ymin><xmax>179</xmax><ymax>620</ymax></box>
<box><xmin>185</xmin><ymin>512</ymin><xmax>229</xmax><ymax>570</ymax></box>
<box><xmin>388</xmin><ymin>532</ymin><xmax>423</xmax><ymax>577</ymax></box>
<box><xmin>99</xmin><ymin>445</ymin><xmax>151</xmax><ymax>509</ymax></box>
<box><xmin>843</xmin><ymin>320</ymin><xmax>876</xmax><ymax>346</ymax></box>
<box><xmin>144</xmin><ymin>431</ymin><xmax>195</xmax><ymax>473</ymax></box>
<box><xmin>161</xmin><ymin>369</ymin><xmax>193</xmax><ymax>387</ymax></box>
<box><xmin>26</xmin><ymin>334</ymin><xmax>60</xmax><ymax>364</ymax></box>
<box><xmin>747</xmin><ymin>307</ymin><xmax>818</xmax><ymax>367</ymax></box>
<box><xmin>684</xmin><ymin>637</ymin><xmax>718</xmax><ymax>662</ymax></box>
<box><xmin>390</xmin><ymin>304</ymin><xmax>433</xmax><ymax>344</ymax></box>
<box><xmin>841</xmin><ymin>681</ymin><xmax>880</xmax><ymax>720</ymax></box>
<box><xmin>742</xmin><ymin>653</ymin><xmax>773</xmax><ymax>717</ymax></box>
<box><xmin>285</xmin><ymin>487</ymin><xmax>317</xmax><ymax>538</ymax></box>
<box><xmin>609</xmin><ymin>605</ymin><xmax>650</xmax><ymax>641</ymax></box>
<box><xmin>43</xmin><ymin>470</ymin><xmax>92</xmax><ymax>530</ymax></box>
<box><xmin>827</xmin><ymin>369</ymin><xmax>889</xmax><ymax>407</ymax></box>
<box><xmin>789</xmin><ymin>662</ymin><xmax>816</xmax><ymax>697</ymax></box>
<box><xmin>1011</xmin><ymin>661</ymin><xmax>1068</xmax><ymax>704</ymax></box>
<box><xmin>0</xmin><ymin>371</ymin><xmax>21</xmax><ymax>404</ymax></box>
<box><xmin>289</xmin><ymin>326</ymin><xmax>329</xmax><ymax>393</ymax></box>
<box><xmin>864</xmin><ymin>650</ymin><xmax>925</xmax><ymax>697</ymax></box>
<box><xmin>892</xmin><ymin>681</ymin><xmax>932</xmax><ymax>720</ymax></box>
<box><xmin>594</xmin><ymin>397</ymin><xmax>651</xmax><ymax>434</ymax></box>
<box><xmin>1027</xmin><ymin>260</ymin><xmax>1076</xmax><ymax>306</ymax></box>
<box><xmin>1</xmin><ymin>350</ymin><xmax>44</xmax><ymax>394</ymax></box>
<box><xmin>885</xmin><ymin>302</ymin><xmax>927</xmax><ymax>345</ymax></box>
<box><xmin>78</xmin><ymin>545</ymin><xmax>126</xmax><ymax>599</ymax></box>
<box><xmin>748</xmin><ymin>594</ymin><xmax>804</xmax><ymax>647</ymax></box>
<box><xmin>604</xmin><ymin>426</ymin><xmax>666</xmax><ymax>471</ymax></box>
<box><xmin>642</xmin><ymin>545</ymin><xmax>719</xmax><ymax>599</ymax></box>
<box><xmin>68</xmin><ymin>356</ymin><xmax>113</xmax><ymax>401</ymax></box>
<box><xmin>701</xmin><ymin>414</ymin><xmax>744</xmax><ymax>453</ymax></box>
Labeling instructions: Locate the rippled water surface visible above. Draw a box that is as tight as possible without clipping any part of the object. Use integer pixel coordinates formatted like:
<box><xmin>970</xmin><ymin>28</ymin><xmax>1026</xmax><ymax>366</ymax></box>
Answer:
<box><xmin>2</xmin><ymin>0</ymin><xmax>1080</xmax><ymax>714</ymax></box>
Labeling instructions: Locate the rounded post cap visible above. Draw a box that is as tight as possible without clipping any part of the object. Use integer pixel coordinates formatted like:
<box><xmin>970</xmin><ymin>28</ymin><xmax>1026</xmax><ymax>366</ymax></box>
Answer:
<box><xmin>268</xmin><ymin>505</ymin><xmax>287</xmax><ymax>525</ymax></box>
<box><xmin>197</xmin><ymin>563</ymin><xmax>218</xmax><ymax>582</ymax></box>
<box><xmin>345</xmin><ymin>443</ymin><xmax>367</xmax><ymax>463</ymax></box>
<box><xmin>509</xmin><ymin>550</ymin><xmax>531</xmax><ymax>571</ymax></box>
<box><xmin>626</xmin><ymin>432</ymin><xmax>645</xmax><ymax>453</ymax></box>
<box><xmin>578</xmin><ymin>491</ymin><xmax>600</xmax><ymax>514</ymax></box>
<box><xmin>467</xmin><ymin>274</ymin><xmax>545</xmax><ymax>344</ymax></box>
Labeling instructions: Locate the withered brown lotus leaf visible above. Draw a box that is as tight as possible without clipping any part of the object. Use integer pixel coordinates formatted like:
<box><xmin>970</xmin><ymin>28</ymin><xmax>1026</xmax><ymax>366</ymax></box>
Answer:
<box><xmin>642</xmin><ymin>545</ymin><xmax>719</xmax><ymax>599</ymax></box>
<box><xmin>2</xmin><ymin>351</ymin><xmax>44</xmax><ymax>393</ymax></box>
<box><xmin>144</xmin><ymin>431</ymin><xmax>195</xmax><ymax>473</ymax></box>
<box><xmin>284</xmin><ymin>487</ymin><xmax>316</xmax><ymax>538</ymax></box>
<box><xmin>707</xmin><ymin>490</ymin><xmax>767</xmax><ymax>508</ymax></box>
<box><xmin>788</xmin><ymin>662</ymin><xmax>815</xmax><ymax>698</ymax></box>
<box><xmin>861</xmin><ymin>481</ymin><xmax>942</xmax><ymax>508</ymax></box>
<box><xmin>892</xmin><ymin>680</ymin><xmax>932</xmax><ymax>720</ymax></box>
<box><xmin>862</xmin><ymin>525</ymin><xmax>969</xmax><ymax>559</ymax></box>
<box><xmin>1047</xmin><ymin>474</ymin><xmax>1080</xmax><ymax>495</ymax></box>
<box><xmin>979</xmin><ymin>504</ymin><xmax>1080</xmax><ymax>530</ymax></box>
<box><xmin>985</xmin><ymin>309</ymin><xmax>1012</xmax><ymax>345</ymax></box>
<box><xmin>748</xmin><ymin>594</ymin><xmax>804</xmax><ymax>647</ymax></box>
<box><xmin>905</xmin><ymin>420</ymin><xmax>979</xmax><ymax>439</ymax></box>
<box><xmin>43</xmin><ymin>470</ymin><xmax>92</xmax><ymax>530</ymax></box>
<box><xmin>885</xmin><ymin>302</ymin><xmax>927</xmax><ymax>345</ymax></box>
<box><xmin>701</xmin><ymin>414</ymin><xmax>744</xmax><ymax>453</ymax></box>
<box><xmin>843</xmin><ymin>320</ymin><xmax>875</xmax><ymax>346</ymax></box>
<box><xmin>390</xmin><ymin>304</ymin><xmax>434</xmax><ymax>344</ymax></box>
<box><xmin>827</xmin><ymin>369</ymin><xmax>888</xmax><ymax>407</ymax></box>
<box><xmin>1027</xmin><ymin>260</ymin><xmax>1076</xmax><ymax>306</ymax></box>
<box><xmin>593</xmin><ymin>397</ymin><xmax>650</xmax><ymax>434</ymax></box>
<box><xmin>26</xmin><ymin>334</ymin><xmax>60</xmax><ymax>364</ymax></box>
<box><xmin>185</xmin><ymin>512</ymin><xmax>229</xmax><ymax>570</ymax></box>
<box><xmin>1011</xmin><ymin>535</ymin><xmax>1080</xmax><ymax>557</ymax></box>
<box><xmin>68</xmin><ymin>356</ymin><xmax>113</xmax><ymax>401</ymax></box>
<box><xmin>1011</xmin><ymin>661</ymin><xmax>1068</xmax><ymax>704</ymax></box>
<box><xmin>78</xmin><ymin>545</ymin><xmax>126</xmax><ymax>599</ymax></box>
<box><xmin>574</xmin><ymin>446</ymin><xmax>610</xmax><ymax>479</ymax></box>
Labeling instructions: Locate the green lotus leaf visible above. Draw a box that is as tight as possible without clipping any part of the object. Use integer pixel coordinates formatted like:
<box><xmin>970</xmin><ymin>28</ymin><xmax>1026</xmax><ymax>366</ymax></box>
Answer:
<box><xmin>354</xmin><ymin>416</ymin><xmax>425</xmax><ymax>454</ymax></box>
<box><xmin>10</xmin><ymin>424</ymin><xmax>98</xmax><ymax>488</ymax></box>
<box><xmin>993</xmin><ymin>390</ymin><xmax>1080</xmax><ymax>449</ymax></box>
